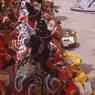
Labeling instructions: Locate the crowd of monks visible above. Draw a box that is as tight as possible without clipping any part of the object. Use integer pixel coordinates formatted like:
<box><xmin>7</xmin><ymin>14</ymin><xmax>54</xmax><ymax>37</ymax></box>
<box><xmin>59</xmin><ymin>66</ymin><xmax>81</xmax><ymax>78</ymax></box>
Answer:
<box><xmin>0</xmin><ymin>0</ymin><xmax>94</xmax><ymax>95</ymax></box>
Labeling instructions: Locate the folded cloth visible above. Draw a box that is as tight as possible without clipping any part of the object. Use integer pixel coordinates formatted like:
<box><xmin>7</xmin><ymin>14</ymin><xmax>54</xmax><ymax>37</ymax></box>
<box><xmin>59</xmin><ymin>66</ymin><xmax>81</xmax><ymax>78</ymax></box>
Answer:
<box><xmin>71</xmin><ymin>0</ymin><xmax>95</xmax><ymax>12</ymax></box>
<box><xmin>71</xmin><ymin>6</ymin><xmax>95</xmax><ymax>12</ymax></box>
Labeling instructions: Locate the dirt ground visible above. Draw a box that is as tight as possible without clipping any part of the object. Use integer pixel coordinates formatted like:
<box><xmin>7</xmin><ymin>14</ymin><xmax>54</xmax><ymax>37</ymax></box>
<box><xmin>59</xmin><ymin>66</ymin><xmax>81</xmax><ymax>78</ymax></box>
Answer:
<box><xmin>54</xmin><ymin>0</ymin><xmax>95</xmax><ymax>87</ymax></box>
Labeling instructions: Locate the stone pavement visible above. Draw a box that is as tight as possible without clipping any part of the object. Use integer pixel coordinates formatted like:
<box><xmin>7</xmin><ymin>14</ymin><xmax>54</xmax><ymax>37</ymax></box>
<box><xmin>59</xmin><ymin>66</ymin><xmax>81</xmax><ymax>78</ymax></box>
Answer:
<box><xmin>54</xmin><ymin>0</ymin><xmax>95</xmax><ymax>88</ymax></box>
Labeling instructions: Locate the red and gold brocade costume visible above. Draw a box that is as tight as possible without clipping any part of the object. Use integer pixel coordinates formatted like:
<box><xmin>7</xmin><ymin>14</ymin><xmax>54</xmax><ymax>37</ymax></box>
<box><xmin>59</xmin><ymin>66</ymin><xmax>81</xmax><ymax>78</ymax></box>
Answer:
<box><xmin>46</xmin><ymin>44</ymin><xmax>79</xmax><ymax>95</ymax></box>
<box><xmin>14</xmin><ymin>42</ymin><xmax>79</xmax><ymax>95</ymax></box>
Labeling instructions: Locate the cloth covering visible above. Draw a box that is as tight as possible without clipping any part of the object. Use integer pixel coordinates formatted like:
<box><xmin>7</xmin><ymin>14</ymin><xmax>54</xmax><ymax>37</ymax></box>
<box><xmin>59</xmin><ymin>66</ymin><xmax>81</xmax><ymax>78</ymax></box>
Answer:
<box><xmin>73</xmin><ymin>0</ymin><xmax>95</xmax><ymax>11</ymax></box>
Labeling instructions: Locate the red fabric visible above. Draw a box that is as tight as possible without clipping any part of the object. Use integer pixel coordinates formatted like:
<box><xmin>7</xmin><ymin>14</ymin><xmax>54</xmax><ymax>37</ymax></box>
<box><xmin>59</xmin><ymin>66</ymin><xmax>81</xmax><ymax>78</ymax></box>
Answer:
<box><xmin>47</xmin><ymin>58</ymin><xmax>54</xmax><ymax>70</ymax></box>
<box><xmin>0</xmin><ymin>81</ymin><xmax>5</xmax><ymax>95</ymax></box>
<box><xmin>44</xmin><ymin>12</ymin><xmax>52</xmax><ymax>22</ymax></box>
<box><xmin>0</xmin><ymin>39</ymin><xmax>7</xmax><ymax>69</ymax></box>
<box><xmin>0</xmin><ymin>33</ymin><xmax>9</xmax><ymax>46</ymax></box>
<box><xmin>18</xmin><ymin>16</ymin><xmax>27</xmax><ymax>22</ymax></box>
<box><xmin>51</xmin><ymin>24</ymin><xmax>63</xmax><ymax>53</ymax></box>
<box><xmin>47</xmin><ymin>49</ymin><xmax>62</xmax><ymax>70</ymax></box>
<box><xmin>64</xmin><ymin>81</ymin><xmax>79</xmax><ymax>95</ymax></box>
<box><xmin>51</xmin><ymin>38</ymin><xmax>62</xmax><ymax>53</ymax></box>
<box><xmin>0</xmin><ymin>37</ymin><xmax>12</xmax><ymax>69</ymax></box>
<box><xmin>28</xmin><ymin>19</ymin><xmax>36</xmax><ymax>28</ymax></box>
<box><xmin>59</xmin><ymin>69</ymin><xmax>71</xmax><ymax>81</ymax></box>
<box><xmin>47</xmin><ymin>47</ymin><xmax>79</xmax><ymax>95</ymax></box>
<box><xmin>5</xmin><ymin>0</ymin><xmax>12</xmax><ymax>6</ymax></box>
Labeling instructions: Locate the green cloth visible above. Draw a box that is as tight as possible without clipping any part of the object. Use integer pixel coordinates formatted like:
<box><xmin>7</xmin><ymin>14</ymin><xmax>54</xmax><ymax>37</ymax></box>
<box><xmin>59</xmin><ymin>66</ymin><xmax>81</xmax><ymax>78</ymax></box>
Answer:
<box><xmin>0</xmin><ymin>9</ymin><xmax>3</xmax><ymax>15</ymax></box>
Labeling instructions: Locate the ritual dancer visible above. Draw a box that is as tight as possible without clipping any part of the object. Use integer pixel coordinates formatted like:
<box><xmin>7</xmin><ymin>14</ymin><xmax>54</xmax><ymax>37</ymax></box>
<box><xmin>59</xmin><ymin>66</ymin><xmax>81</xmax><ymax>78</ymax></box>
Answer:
<box><xmin>14</xmin><ymin>23</ymin><xmax>79</xmax><ymax>95</ymax></box>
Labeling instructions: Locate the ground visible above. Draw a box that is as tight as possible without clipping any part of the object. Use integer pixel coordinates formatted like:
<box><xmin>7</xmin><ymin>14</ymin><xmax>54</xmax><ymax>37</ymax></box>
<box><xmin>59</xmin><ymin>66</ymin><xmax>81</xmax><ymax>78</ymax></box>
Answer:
<box><xmin>54</xmin><ymin>0</ymin><xmax>95</xmax><ymax>87</ymax></box>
